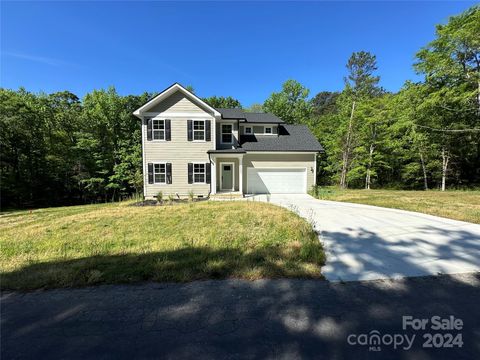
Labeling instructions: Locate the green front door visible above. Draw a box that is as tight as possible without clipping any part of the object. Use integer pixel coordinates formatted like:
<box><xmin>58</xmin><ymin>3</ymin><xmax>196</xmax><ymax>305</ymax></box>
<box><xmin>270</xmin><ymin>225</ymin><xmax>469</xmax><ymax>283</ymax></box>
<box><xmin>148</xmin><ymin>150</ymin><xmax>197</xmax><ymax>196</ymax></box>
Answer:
<box><xmin>221</xmin><ymin>164</ymin><xmax>233</xmax><ymax>190</ymax></box>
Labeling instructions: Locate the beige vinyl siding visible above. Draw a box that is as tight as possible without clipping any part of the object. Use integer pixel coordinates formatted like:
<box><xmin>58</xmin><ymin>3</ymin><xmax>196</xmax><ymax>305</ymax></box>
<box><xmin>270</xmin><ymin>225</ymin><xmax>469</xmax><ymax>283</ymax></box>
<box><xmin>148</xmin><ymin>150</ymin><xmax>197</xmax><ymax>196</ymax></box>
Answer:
<box><xmin>242</xmin><ymin>153</ymin><xmax>315</xmax><ymax>193</ymax></box>
<box><xmin>215</xmin><ymin>158</ymin><xmax>239</xmax><ymax>192</ymax></box>
<box><xmin>143</xmin><ymin>117</ymin><xmax>214</xmax><ymax>198</ymax></box>
<box><xmin>148</xmin><ymin>91</ymin><xmax>211</xmax><ymax>114</ymax></box>
<box><xmin>216</xmin><ymin>121</ymin><xmax>239</xmax><ymax>149</ymax></box>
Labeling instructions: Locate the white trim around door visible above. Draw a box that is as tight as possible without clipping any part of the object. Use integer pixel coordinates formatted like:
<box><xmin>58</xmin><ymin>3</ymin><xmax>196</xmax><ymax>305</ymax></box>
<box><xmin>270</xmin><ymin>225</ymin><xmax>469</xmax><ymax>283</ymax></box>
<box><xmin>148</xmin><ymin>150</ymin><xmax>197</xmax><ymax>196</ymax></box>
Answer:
<box><xmin>220</xmin><ymin>162</ymin><xmax>235</xmax><ymax>191</ymax></box>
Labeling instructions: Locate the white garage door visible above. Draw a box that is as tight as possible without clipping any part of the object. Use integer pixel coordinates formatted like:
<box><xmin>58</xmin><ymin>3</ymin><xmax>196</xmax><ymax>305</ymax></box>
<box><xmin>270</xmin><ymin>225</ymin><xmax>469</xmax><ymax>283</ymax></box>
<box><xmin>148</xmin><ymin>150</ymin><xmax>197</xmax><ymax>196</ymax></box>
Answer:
<box><xmin>247</xmin><ymin>168</ymin><xmax>307</xmax><ymax>194</ymax></box>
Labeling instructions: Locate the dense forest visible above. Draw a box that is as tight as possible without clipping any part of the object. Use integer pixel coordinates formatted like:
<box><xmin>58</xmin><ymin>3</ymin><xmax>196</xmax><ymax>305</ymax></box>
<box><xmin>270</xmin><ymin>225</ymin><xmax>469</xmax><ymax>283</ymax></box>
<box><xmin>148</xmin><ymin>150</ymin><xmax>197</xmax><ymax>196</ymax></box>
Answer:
<box><xmin>1</xmin><ymin>6</ymin><xmax>479</xmax><ymax>209</ymax></box>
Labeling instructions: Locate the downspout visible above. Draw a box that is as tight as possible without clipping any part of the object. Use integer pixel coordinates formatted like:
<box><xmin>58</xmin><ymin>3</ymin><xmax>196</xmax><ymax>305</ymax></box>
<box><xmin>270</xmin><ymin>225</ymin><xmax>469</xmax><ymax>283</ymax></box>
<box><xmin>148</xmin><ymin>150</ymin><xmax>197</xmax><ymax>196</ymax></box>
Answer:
<box><xmin>207</xmin><ymin>152</ymin><xmax>212</xmax><ymax>199</ymax></box>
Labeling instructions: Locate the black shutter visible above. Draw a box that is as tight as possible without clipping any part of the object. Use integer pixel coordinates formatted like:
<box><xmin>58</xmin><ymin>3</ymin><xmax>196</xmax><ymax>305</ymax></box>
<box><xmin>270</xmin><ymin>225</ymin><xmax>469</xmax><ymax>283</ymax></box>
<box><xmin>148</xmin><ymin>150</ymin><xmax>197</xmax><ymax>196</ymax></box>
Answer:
<box><xmin>166</xmin><ymin>163</ymin><xmax>172</xmax><ymax>184</ymax></box>
<box><xmin>147</xmin><ymin>118</ymin><xmax>152</xmax><ymax>141</ymax></box>
<box><xmin>165</xmin><ymin>119</ymin><xmax>171</xmax><ymax>141</ymax></box>
<box><xmin>205</xmin><ymin>120</ymin><xmax>211</xmax><ymax>141</ymax></box>
<box><xmin>206</xmin><ymin>163</ymin><xmax>211</xmax><ymax>184</ymax></box>
<box><xmin>188</xmin><ymin>163</ymin><xmax>193</xmax><ymax>184</ymax></box>
<box><xmin>148</xmin><ymin>163</ymin><xmax>154</xmax><ymax>184</ymax></box>
<box><xmin>187</xmin><ymin>120</ymin><xmax>193</xmax><ymax>141</ymax></box>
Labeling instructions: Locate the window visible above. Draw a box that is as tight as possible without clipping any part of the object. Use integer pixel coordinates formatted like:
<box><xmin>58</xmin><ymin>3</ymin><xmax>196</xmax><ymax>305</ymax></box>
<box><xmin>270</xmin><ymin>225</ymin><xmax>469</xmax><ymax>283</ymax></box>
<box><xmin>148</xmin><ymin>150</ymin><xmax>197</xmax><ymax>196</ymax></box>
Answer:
<box><xmin>221</xmin><ymin>124</ymin><xmax>233</xmax><ymax>144</ymax></box>
<box><xmin>153</xmin><ymin>163</ymin><xmax>166</xmax><ymax>183</ymax></box>
<box><xmin>244</xmin><ymin>126</ymin><xmax>252</xmax><ymax>135</ymax></box>
<box><xmin>193</xmin><ymin>163</ymin><xmax>205</xmax><ymax>183</ymax></box>
<box><xmin>152</xmin><ymin>119</ymin><xmax>165</xmax><ymax>140</ymax></box>
<box><xmin>265</xmin><ymin>126</ymin><xmax>272</xmax><ymax>134</ymax></box>
<box><xmin>193</xmin><ymin>120</ymin><xmax>205</xmax><ymax>141</ymax></box>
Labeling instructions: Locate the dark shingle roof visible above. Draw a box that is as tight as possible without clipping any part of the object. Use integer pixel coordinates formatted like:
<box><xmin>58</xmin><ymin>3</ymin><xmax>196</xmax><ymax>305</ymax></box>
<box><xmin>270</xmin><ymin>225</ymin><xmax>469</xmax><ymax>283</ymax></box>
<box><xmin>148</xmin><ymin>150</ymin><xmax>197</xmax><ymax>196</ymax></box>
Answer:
<box><xmin>240</xmin><ymin>125</ymin><xmax>324</xmax><ymax>152</ymax></box>
<box><xmin>217</xmin><ymin>108</ymin><xmax>245</xmax><ymax>119</ymax></box>
<box><xmin>243</xmin><ymin>113</ymin><xmax>284</xmax><ymax>123</ymax></box>
<box><xmin>217</xmin><ymin>108</ymin><xmax>284</xmax><ymax>124</ymax></box>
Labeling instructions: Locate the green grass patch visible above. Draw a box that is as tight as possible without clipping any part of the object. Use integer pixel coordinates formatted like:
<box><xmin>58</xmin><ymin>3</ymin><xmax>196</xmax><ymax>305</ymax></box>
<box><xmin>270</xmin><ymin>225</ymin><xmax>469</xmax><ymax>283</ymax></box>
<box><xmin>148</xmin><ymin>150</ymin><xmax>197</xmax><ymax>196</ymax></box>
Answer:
<box><xmin>311</xmin><ymin>187</ymin><xmax>480</xmax><ymax>224</ymax></box>
<box><xmin>0</xmin><ymin>201</ymin><xmax>325</xmax><ymax>290</ymax></box>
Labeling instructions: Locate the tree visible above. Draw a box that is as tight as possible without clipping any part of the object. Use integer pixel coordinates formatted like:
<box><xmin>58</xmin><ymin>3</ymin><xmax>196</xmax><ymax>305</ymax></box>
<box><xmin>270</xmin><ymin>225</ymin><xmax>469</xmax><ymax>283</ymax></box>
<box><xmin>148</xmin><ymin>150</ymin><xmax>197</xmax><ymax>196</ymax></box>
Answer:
<box><xmin>358</xmin><ymin>95</ymin><xmax>393</xmax><ymax>189</ymax></box>
<box><xmin>345</xmin><ymin>51</ymin><xmax>382</xmax><ymax>98</ymax></box>
<box><xmin>339</xmin><ymin>51</ymin><xmax>382</xmax><ymax>189</ymax></box>
<box><xmin>415</xmin><ymin>5</ymin><xmax>479</xmax><ymax>114</ymax></box>
<box><xmin>311</xmin><ymin>91</ymin><xmax>339</xmax><ymax>116</ymax></box>
<box><xmin>245</xmin><ymin>103</ymin><xmax>264</xmax><ymax>113</ymax></box>
<box><xmin>263</xmin><ymin>80</ymin><xmax>312</xmax><ymax>124</ymax></box>
<box><xmin>414</xmin><ymin>5</ymin><xmax>480</xmax><ymax>190</ymax></box>
<box><xmin>0</xmin><ymin>89</ymin><xmax>83</xmax><ymax>207</ymax></box>
<box><xmin>202</xmin><ymin>96</ymin><xmax>242</xmax><ymax>109</ymax></box>
<box><xmin>77</xmin><ymin>88</ymin><xmax>149</xmax><ymax>201</ymax></box>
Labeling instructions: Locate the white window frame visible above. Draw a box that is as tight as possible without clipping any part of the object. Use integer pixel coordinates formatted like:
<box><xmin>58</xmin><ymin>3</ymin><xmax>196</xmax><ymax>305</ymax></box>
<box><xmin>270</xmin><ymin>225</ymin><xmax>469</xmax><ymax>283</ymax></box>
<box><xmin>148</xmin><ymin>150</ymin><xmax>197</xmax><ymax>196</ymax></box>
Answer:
<box><xmin>221</xmin><ymin>123</ymin><xmax>234</xmax><ymax>144</ymax></box>
<box><xmin>244</xmin><ymin>126</ymin><xmax>252</xmax><ymax>135</ymax></box>
<box><xmin>153</xmin><ymin>162</ymin><xmax>167</xmax><ymax>184</ymax></box>
<box><xmin>193</xmin><ymin>120</ymin><xmax>206</xmax><ymax>142</ymax></box>
<box><xmin>264</xmin><ymin>126</ymin><xmax>273</xmax><ymax>135</ymax></box>
<box><xmin>152</xmin><ymin>119</ymin><xmax>166</xmax><ymax>141</ymax></box>
<box><xmin>192</xmin><ymin>162</ymin><xmax>206</xmax><ymax>184</ymax></box>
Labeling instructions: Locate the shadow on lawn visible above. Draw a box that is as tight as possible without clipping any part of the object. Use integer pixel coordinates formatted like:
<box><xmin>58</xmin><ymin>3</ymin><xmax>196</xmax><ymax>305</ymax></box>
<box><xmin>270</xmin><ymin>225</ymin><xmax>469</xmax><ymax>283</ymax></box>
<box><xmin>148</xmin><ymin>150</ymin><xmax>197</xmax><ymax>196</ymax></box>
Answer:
<box><xmin>1</xmin><ymin>246</ymin><xmax>325</xmax><ymax>290</ymax></box>
<box><xmin>3</xmin><ymin>225</ymin><xmax>480</xmax><ymax>358</ymax></box>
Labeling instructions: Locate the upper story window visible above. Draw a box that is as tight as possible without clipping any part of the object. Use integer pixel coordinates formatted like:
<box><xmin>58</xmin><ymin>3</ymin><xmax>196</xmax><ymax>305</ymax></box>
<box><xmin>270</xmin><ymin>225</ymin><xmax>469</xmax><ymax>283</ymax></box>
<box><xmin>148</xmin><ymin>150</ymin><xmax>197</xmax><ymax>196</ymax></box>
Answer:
<box><xmin>221</xmin><ymin>124</ymin><xmax>233</xmax><ymax>144</ymax></box>
<box><xmin>265</xmin><ymin>126</ymin><xmax>273</xmax><ymax>134</ymax></box>
<box><xmin>193</xmin><ymin>120</ymin><xmax>205</xmax><ymax>141</ymax></box>
<box><xmin>244</xmin><ymin>126</ymin><xmax>252</xmax><ymax>135</ymax></box>
<box><xmin>153</xmin><ymin>119</ymin><xmax>165</xmax><ymax>140</ymax></box>
<box><xmin>154</xmin><ymin>163</ymin><xmax>166</xmax><ymax>183</ymax></box>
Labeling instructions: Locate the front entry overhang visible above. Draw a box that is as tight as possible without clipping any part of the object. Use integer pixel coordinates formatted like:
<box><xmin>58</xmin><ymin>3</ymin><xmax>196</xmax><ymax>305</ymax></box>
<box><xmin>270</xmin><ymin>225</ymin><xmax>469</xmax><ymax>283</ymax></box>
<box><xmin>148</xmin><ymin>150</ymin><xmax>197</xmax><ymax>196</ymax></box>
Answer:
<box><xmin>208</xmin><ymin>152</ymin><xmax>245</xmax><ymax>195</ymax></box>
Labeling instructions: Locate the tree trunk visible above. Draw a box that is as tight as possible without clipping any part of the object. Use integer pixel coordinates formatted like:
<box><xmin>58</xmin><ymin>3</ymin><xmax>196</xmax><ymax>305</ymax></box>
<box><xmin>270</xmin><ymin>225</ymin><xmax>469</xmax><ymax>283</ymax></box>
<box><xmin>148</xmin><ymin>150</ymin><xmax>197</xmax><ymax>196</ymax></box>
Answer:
<box><xmin>420</xmin><ymin>152</ymin><xmax>428</xmax><ymax>190</ymax></box>
<box><xmin>477</xmin><ymin>78</ymin><xmax>480</xmax><ymax>116</ymax></box>
<box><xmin>365</xmin><ymin>143</ymin><xmax>375</xmax><ymax>190</ymax></box>
<box><xmin>441</xmin><ymin>147</ymin><xmax>449</xmax><ymax>191</ymax></box>
<box><xmin>340</xmin><ymin>101</ymin><xmax>355</xmax><ymax>189</ymax></box>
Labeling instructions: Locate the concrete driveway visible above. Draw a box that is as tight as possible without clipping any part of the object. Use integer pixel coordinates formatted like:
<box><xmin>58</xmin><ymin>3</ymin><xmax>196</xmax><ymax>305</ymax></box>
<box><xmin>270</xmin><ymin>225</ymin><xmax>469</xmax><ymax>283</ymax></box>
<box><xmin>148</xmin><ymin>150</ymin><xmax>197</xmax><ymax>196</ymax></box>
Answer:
<box><xmin>249</xmin><ymin>194</ymin><xmax>480</xmax><ymax>281</ymax></box>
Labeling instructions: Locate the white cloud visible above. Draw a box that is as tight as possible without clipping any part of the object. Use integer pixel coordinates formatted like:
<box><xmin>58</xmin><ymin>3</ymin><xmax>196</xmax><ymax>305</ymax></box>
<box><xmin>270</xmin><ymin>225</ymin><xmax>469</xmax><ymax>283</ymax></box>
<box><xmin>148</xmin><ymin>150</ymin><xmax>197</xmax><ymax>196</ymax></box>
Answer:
<box><xmin>3</xmin><ymin>51</ymin><xmax>78</xmax><ymax>67</ymax></box>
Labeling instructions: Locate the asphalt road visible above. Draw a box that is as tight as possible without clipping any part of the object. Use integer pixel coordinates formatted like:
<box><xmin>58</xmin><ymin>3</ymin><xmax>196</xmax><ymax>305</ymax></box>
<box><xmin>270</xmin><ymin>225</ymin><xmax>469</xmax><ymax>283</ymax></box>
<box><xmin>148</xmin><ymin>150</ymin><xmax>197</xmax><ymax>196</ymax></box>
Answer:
<box><xmin>2</xmin><ymin>273</ymin><xmax>480</xmax><ymax>359</ymax></box>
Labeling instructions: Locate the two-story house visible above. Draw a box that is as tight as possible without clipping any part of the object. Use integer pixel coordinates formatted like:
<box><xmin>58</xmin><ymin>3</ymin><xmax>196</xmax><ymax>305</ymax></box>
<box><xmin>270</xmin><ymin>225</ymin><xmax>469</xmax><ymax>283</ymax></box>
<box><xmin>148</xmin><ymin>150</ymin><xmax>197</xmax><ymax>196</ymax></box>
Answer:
<box><xmin>133</xmin><ymin>83</ymin><xmax>324</xmax><ymax>198</ymax></box>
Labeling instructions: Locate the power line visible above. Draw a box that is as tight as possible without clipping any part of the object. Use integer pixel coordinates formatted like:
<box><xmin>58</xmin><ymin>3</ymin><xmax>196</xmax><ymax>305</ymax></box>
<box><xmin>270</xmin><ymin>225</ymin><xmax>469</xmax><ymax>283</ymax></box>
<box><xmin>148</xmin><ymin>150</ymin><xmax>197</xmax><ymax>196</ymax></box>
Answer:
<box><xmin>415</xmin><ymin>124</ymin><xmax>480</xmax><ymax>133</ymax></box>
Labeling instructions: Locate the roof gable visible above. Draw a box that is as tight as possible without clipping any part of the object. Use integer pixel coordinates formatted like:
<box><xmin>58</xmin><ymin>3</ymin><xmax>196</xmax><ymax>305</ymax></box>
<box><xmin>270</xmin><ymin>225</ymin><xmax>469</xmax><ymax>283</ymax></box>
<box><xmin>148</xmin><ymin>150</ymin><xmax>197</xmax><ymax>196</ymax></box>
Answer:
<box><xmin>133</xmin><ymin>83</ymin><xmax>221</xmax><ymax>118</ymax></box>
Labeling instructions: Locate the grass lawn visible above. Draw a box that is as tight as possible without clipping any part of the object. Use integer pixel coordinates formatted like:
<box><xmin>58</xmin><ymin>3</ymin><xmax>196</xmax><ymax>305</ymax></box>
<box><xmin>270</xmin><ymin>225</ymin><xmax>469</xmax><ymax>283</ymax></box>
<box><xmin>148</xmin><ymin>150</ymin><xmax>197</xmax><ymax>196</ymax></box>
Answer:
<box><xmin>0</xmin><ymin>201</ymin><xmax>324</xmax><ymax>290</ymax></box>
<box><xmin>313</xmin><ymin>188</ymin><xmax>480</xmax><ymax>224</ymax></box>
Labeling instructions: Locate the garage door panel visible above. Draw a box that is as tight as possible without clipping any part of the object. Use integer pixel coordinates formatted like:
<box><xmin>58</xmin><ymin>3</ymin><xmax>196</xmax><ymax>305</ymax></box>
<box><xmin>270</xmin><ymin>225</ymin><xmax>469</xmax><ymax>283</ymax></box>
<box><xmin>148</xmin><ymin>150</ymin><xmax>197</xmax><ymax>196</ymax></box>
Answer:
<box><xmin>247</xmin><ymin>168</ymin><xmax>306</xmax><ymax>194</ymax></box>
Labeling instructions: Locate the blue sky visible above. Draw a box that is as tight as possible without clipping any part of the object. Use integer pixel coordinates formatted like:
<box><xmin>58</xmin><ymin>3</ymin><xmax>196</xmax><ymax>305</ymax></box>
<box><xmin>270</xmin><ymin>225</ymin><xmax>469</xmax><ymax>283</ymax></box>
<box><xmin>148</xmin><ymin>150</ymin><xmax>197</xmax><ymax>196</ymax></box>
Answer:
<box><xmin>1</xmin><ymin>1</ymin><xmax>476</xmax><ymax>106</ymax></box>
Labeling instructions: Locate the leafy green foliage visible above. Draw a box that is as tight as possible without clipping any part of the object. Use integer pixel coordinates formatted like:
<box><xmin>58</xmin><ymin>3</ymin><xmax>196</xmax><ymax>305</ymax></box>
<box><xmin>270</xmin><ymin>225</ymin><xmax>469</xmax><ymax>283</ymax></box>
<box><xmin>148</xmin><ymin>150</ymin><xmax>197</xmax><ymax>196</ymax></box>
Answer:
<box><xmin>311</xmin><ymin>91</ymin><xmax>339</xmax><ymax>116</ymax></box>
<box><xmin>1</xmin><ymin>87</ymin><xmax>149</xmax><ymax>208</ymax></box>
<box><xmin>202</xmin><ymin>96</ymin><xmax>242</xmax><ymax>109</ymax></box>
<box><xmin>309</xmin><ymin>6</ymin><xmax>479</xmax><ymax>190</ymax></box>
<box><xmin>245</xmin><ymin>103</ymin><xmax>264</xmax><ymax>113</ymax></box>
<box><xmin>344</xmin><ymin>51</ymin><xmax>383</xmax><ymax>98</ymax></box>
<box><xmin>263</xmin><ymin>80</ymin><xmax>312</xmax><ymax>124</ymax></box>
